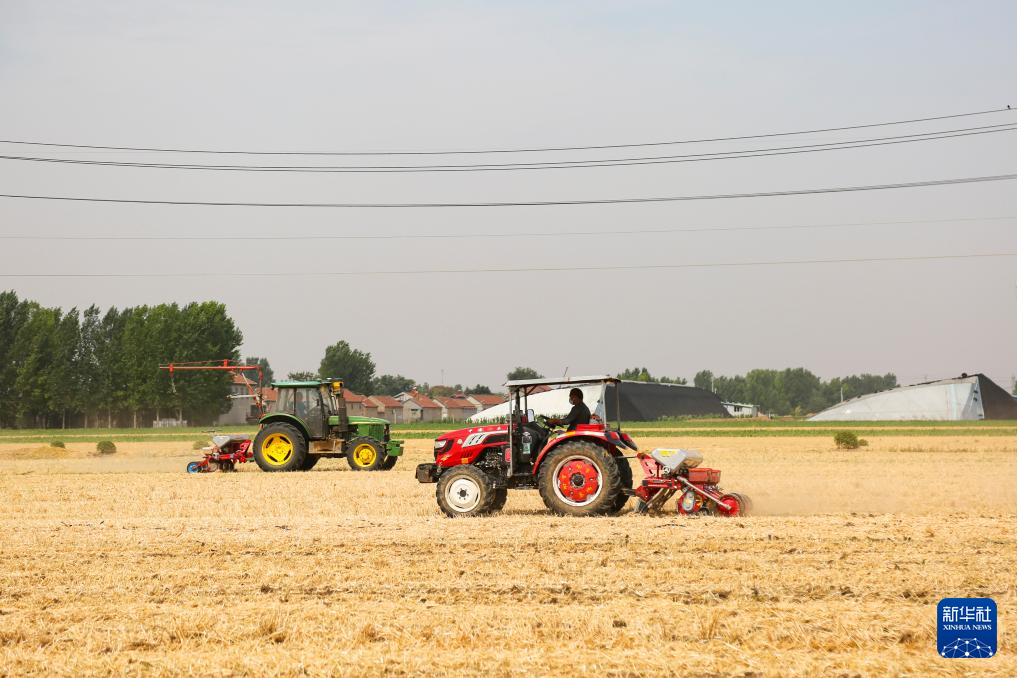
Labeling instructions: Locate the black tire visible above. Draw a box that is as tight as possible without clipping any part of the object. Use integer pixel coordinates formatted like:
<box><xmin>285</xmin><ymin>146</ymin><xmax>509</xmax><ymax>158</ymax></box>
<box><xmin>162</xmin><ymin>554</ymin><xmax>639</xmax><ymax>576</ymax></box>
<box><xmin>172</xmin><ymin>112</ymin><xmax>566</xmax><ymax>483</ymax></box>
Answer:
<box><xmin>611</xmin><ymin>456</ymin><xmax>633</xmax><ymax>513</ymax></box>
<box><xmin>490</xmin><ymin>488</ymin><xmax>508</xmax><ymax>512</ymax></box>
<box><xmin>345</xmin><ymin>437</ymin><xmax>386</xmax><ymax>471</ymax></box>
<box><xmin>435</xmin><ymin>465</ymin><xmax>499</xmax><ymax>517</ymax></box>
<box><xmin>301</xmin><ymin>454</ymin><xmax>320</xmax><ymax>471</ymax></box>
<box><xmin>252</xmin><ymin>422</ymin><xmax>308</xmax><ymax>472</ymax></box>
<box><xmin>537</xmin><ymin>441</ymin><xmax>623</xmax><ymax>516</ymax></box>
<box><xmin>382</xmin><ymin>455</ymin><xmax>398</xmax><ymax>470</ymax></box>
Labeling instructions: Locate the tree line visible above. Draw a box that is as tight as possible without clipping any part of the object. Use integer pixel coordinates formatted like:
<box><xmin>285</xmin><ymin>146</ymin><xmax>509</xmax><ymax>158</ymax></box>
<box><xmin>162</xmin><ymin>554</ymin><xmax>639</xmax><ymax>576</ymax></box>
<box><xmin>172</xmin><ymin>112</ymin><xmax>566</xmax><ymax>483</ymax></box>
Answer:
<box><xmin>0</xmin><ymin>291</ymin><xmax>242</xmax><ymax>429</ymax></box>
<box><xmin>693</xmin><ymin>369</ymin><xmax>898</xmax><ymax>416</ymax></box>
<box><xmin>284</xmin><ymin>340</ymin><xmax>491</xmax><ymax>397</ymax></box>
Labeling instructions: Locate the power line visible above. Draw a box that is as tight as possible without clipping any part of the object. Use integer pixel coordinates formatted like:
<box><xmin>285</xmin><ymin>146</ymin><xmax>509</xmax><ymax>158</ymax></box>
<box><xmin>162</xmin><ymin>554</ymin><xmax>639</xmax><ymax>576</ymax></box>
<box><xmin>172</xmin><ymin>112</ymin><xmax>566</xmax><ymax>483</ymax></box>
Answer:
<box><xmin>3</xmin><ymin>123</ymin><xmax>1013</xmax><ymax>173</ymax></box>
<box><xmin>1</xmin><ymin>172</ymin><xmax>1014</xmax><ymax>208</ymax></box>
<box><xmin>0</xmin><ymin>106</ymin><xmax>1012</xmax><ymax>156</ymax></box>
<box><xmin>2</xmin><ymin>215</ymin><xmax>1013</xmax><ymax>242</ymax></box>
<box><xmin>1</xmin><ymin>251</ymin><xmax>1014</xmax><ymax>278</ymax></box>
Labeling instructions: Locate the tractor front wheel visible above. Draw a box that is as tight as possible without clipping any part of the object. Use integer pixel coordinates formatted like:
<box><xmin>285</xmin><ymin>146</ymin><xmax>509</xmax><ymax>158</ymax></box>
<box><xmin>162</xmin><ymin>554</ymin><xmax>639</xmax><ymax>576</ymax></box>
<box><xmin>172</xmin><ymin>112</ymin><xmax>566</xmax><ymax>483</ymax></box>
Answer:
<box><xmin>382</xmin><ymin>455</ymin><xmax>398</xmax><ymax>470</ymax></box>
<box><xmin>436</xmin><ymin>465</ymin><xmax>499</xmax><ymax>517</ymax></box>
<box><xmin>252</xmin><ymin>423</ymin><xmax>308</xmax><ymax>472</ymax></box>
<box><xmin>537</xmin><ymin>441</ymin><xmax>623</xmax><ymax>517</ymax></box>
<box><xmin>346</xmin><ymin>437</ymin><xmax>386</xmax><ymax>471</ymax></box>
<box><xmin>301</xmin><ymin>454</ymin><xmax>320</xmax><ymax>471</ymax></box>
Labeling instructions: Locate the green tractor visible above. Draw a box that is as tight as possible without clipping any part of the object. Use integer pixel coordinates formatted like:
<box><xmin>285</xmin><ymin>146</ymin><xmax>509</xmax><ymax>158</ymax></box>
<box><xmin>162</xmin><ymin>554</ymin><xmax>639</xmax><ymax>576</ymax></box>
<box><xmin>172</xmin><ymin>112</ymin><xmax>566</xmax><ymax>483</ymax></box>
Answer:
<box><xmin>252</xmin><ymin>379</ymin><xmax>403</xmax><ymax>472</ymax></box>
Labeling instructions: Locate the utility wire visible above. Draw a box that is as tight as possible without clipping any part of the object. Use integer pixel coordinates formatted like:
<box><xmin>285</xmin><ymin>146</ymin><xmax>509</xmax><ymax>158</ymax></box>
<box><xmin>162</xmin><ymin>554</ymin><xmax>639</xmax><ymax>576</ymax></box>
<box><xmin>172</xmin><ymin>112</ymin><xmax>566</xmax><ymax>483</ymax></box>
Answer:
<box><xmin>1</xmin><ymin>172</ymin><xmax>1014</xmax><ymax>208</ymax></box>
<box><xmin>2</xmin><ymin>215</ymin><xmax>1013</xmax><ymax>242</ymax></box>
<box><xmin>1</xmin><ymin>252</ymin><xmax>1014</xmax><ymax>278</ymax></box>
<box><xmin>0</xmin><ymin>107</ymin><xmax>1012</xmax><ymax>156</ymax></box>
<box><xmin>2</xmin><ymin>123</ymin><xmax>1014</xmax><ymax>173</ymax></box>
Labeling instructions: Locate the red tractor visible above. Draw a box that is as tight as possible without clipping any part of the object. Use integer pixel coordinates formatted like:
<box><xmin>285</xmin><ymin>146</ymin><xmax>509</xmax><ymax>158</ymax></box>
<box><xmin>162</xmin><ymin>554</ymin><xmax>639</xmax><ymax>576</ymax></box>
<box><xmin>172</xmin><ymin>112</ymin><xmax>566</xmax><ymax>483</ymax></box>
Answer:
<box><xmin>415</xmin><ymin>375</ymin><xmax>751</xmax><ymax>517</ymax></box>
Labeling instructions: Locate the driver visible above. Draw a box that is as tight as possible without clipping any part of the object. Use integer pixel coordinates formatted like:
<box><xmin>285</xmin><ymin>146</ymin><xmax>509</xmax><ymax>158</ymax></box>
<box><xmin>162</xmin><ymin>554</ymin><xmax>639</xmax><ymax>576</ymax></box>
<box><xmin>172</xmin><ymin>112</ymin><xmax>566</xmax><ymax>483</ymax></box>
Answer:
<box><xmin>544</xmin><ymin>388</ymin><xmax>591</xmax><ymax>431</ymax></box>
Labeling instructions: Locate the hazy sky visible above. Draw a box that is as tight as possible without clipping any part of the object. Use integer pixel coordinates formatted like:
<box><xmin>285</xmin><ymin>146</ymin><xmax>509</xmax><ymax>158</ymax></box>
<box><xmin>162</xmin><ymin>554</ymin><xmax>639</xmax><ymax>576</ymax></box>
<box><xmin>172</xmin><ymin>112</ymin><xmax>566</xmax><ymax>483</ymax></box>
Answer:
<box><xmin>1</xmin><ymin>1</ymin><xmax>1015</xmax><ymax>390</ymax></box>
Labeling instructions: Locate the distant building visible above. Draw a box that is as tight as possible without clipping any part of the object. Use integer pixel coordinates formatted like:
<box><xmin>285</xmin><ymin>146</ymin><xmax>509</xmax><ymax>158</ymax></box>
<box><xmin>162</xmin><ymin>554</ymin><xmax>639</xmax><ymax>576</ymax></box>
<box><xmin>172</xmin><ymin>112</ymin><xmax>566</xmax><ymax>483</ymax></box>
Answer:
<box><xmin>365</xmin><ymin>395</ymin><xmax>405</xmax><ymax>423</ymax></box>
<box><xmin>466</xmin><ymin>393</ymin><xmax>507</xmax><ymax>411</ymax></box>
<box><xmin>810</xmin><ymin>373</ymin><xmax>1017</xmax><ymax>421</ymax></box>
<box><xmin>344</xmin><ymin>391</ymin><xmax>367</xmax><ymax>417</ymax></box>
<box><xmin>435</xmin><ymin>396</ymin><xmax>480</xmax><ymax>421</ymax></box>
<box><xmin>396</xmin><ymin>390</ymin><xmax>443</xmax><ymax>422</ymax></box>
<box><xmin>723</xmin><ymin>402</ymin><xmax>758</xmax><ymax>418</ymax></box>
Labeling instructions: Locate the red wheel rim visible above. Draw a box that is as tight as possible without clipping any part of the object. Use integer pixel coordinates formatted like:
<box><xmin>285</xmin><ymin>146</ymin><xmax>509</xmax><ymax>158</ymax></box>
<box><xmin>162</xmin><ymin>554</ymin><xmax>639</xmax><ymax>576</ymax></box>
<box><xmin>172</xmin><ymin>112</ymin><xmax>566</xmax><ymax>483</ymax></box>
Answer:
<box><xmin>555</xmin><ymin>458</ymin><xmax>602</xmax><ymax>505</ymax></box>
<box><xmin>717</xmin><ymin>494</ymin><xmax>742</xmax><ymax>517</ymax></box>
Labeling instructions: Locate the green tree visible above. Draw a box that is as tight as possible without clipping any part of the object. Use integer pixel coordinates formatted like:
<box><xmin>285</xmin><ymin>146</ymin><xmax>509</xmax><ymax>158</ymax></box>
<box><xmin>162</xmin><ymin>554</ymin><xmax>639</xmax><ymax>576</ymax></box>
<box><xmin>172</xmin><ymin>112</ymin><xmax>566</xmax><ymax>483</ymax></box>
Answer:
<box><xmin>780</xmin><ymin>367</ymin><xmax>823</xmax><ymax>415</ymax></box>
<box><xmin>319</xmin><ymin>340</ymin><xmax>375</xmax><ymax>393</ymax></box>
<box><xmin>467</xmin><ymin>384</ymin><xmax>493</xmax><ymax>395</ymax></box>
<box><xmin>0</xmin><ymin>291</ymin><xmax>34</xmax><ymax>428</ymax></box>
<box><xmin>693</xmin><ymin>370</ymin><xmax>714</xmax><ymax>391</ymax></box>
<box><xmin>77</xmin><ymin>306</ymin><xmax>102</xmax><ymax>427</ymax></box>
<box><xmin>372</xmin><ymin>374</ymin><xmax>415</xmax><ymax>395</ymax></box>
<box><xmin>173</xmin><ymin>302</ymin><xmax>243</xmax><ymax>424</ymax></box>
<box><xmin>13</xmin><ymin>306</ymin><xmax>61</xmax><ymax>427</ymax></box>
<box><xmin>243</xmin><ymin>356</ymin><xmax>274</xmax><ymax>384</ymax></box>
<box><xmin>49</xmin><ymin>308</ymin><xmax>82</xmax><ymax>428</ymax></box>
<box><xmin>94</xmin><ymin>307</ymin><xmax>129</xmax><ymax>427</ymax></box>
<box><xmin>287</xmin><ymin>371</ymin><xmax>317</xmax><ymax>381</ymax></box>
<box><xmin>507</xmin><ymin>367</ymin><xmax>543</xmax><ymax>381</ymax></box>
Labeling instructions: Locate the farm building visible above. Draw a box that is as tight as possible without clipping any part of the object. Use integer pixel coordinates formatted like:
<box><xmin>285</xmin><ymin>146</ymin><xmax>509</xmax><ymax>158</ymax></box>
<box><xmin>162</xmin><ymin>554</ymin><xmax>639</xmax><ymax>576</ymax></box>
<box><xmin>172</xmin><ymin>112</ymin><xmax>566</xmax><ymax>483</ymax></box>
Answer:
<box><xmin>343</xmin><ymin>391</ymin><xmax>367</xmax><ymax>417</ymax></box>
<box><xmin>809</xmin><ymin>373</ymin><xmax>1017</xmax><ymax>421</ymax></box>
<box><xmin>468</xmin><ymin>380</ymin><xmax>729</xmax><ymax>422</ymax></box>
<box><xmin>365</xmin><ymin>395</ymin><xmax>405</xmax><ymax>423</ymax></box>
<box><xmin>434</xmin><ymin>396</ymin><xmax>480</xmax><ymax>421</ymax></box>
<box><xmin>396</xmin><ymin>390</ymin><xmax>443</xmax><ymax>422</ymax></box>
<box><xmin>723</xmin><ymin>401</ymin><xmax>759</xmax><ymax>418</ymax></box>
<box><xmin>467</xmin><ymin>393</ymin><xmax>507</xmax><ymax>410</ymax></box>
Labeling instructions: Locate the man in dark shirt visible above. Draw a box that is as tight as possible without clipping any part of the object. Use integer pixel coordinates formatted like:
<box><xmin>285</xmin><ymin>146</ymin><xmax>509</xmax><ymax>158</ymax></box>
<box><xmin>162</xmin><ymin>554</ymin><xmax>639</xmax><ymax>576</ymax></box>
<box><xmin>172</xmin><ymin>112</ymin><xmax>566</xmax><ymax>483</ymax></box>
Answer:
<box><xmin>545</xmin><ymin>388</ymin><xmax>591</xmax><ymax>431</ymax></box>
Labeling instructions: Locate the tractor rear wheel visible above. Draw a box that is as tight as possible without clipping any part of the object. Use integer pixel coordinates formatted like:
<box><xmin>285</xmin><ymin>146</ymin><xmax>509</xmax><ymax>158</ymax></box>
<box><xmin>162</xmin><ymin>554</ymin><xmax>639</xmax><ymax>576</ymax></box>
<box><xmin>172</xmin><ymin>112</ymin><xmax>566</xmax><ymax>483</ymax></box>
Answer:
<box><xmin>537</xmin><ymin>441</ymin><xmax>623</xmax><ymax>516</ymax></box>
<box><xmin>346</xmin><ymin>437</ymin><xmax>386</xmax><ymax>471</ymax></box>
<box><xmin>436</xmin><ymin>465</ymin><xmax>499</xmax><ymax>517</ymax></box>
<box><xmin>301</xmin><ymin>454</ymin><xmax>320</xmax><ymax>471</ymax></box>
<box><xmin>611</xmin><ymin>457</ymin><xmax>633</xmax><ymax>513</ymax></box>
<box><xmin>252</xmin><ymin>423</ymin><xmax>307</xmax><ymax>472</ymax></box>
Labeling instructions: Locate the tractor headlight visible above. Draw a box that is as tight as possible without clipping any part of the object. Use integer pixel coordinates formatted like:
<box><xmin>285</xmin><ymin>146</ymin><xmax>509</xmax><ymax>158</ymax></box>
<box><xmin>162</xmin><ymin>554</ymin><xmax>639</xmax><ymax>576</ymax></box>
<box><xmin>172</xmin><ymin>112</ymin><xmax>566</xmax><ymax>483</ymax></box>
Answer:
<box><xmin>433</xmin><ymin>439</ymin><xmax>453</xmax><ymax>459</ymax></box>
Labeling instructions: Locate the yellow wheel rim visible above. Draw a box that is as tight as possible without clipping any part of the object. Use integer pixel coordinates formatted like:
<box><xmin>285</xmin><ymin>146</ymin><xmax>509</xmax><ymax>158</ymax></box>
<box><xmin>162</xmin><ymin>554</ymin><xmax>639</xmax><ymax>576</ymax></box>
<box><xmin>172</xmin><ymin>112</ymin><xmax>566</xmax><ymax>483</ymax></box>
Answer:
<box><xmin>352</xmin><ymin>443</ymin><xmax>378</xmax><ymax>467</ymax></box>
<box><xmin>262</xmin><ymin>433</ymin><xmax>294</xmax><ymax>466</ymax></box>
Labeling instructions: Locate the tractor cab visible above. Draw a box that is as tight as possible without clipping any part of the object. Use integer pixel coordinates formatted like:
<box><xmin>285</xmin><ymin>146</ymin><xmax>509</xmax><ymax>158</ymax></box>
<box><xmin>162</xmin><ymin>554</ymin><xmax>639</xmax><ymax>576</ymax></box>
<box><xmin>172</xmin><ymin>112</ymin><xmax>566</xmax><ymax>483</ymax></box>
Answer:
<box><xmin>418</xmin><ymin>375</ymin><xmax>638</xmax><ymax>517</ymax></box>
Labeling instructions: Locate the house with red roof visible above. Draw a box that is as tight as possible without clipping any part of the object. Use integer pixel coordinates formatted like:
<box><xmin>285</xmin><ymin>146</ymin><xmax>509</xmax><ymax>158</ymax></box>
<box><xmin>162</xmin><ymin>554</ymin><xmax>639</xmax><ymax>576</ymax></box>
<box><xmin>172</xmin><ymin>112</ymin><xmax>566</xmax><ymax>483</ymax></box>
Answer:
<box><xmin>466</xmin><ymin>393</ymin><xmax>507</xmax><ymax>414</ymax></box>
<box><xmin>396</xmin><ymin>390</ymin><xmax>443</xmax><ymax>422</ymax></box>
<box><xmin>434</xmin><ymin>396</ymin><xmax>480</xmax><ymax>421</ymax></box>
<box><xmin>343</xmin><ymin>391</ymin><xmax>367</xmax><ymax>417</ymax></box>
<box><xmin>365</xmin><ymin>395</ymin><xmax>405</xmax><ymax>423</ymax></box>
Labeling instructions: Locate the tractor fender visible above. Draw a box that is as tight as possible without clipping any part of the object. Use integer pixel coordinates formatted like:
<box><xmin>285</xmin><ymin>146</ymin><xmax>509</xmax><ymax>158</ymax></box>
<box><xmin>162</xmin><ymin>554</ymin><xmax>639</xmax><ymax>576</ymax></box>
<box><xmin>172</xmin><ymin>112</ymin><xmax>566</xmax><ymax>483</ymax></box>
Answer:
<box><xmin>258</xmin><ymin>413</ymin><xmax>310</xmax><ymax>442</ymax></box>
<box><xmin>531</xmin><ymin>432</ymin><xmax>622</xmax><ymax>475</ymax></box>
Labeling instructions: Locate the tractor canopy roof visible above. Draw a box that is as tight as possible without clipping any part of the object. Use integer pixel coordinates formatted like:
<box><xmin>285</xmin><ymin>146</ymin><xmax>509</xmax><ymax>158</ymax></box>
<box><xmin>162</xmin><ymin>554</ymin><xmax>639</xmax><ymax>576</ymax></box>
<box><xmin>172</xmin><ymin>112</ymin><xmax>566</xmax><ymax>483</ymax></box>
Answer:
<box><xmin>504</xmin><ymin>374</ymin><xmax>620</xmax><ymax>389</ymax></box>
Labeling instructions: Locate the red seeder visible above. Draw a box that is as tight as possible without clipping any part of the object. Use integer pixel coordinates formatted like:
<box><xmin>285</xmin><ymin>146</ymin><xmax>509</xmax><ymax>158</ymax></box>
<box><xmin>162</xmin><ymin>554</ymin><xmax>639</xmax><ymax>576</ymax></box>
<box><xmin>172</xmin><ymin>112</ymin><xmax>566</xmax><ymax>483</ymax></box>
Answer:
<box><xmin>633</xmin><ymin>448</ymin><xmax>752</xmax><ymax>516</ymax></box>
<box><xmin>186</xmin><ymin>435</ymin><xmax>253</xmax><ymax>473</ymax></box>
